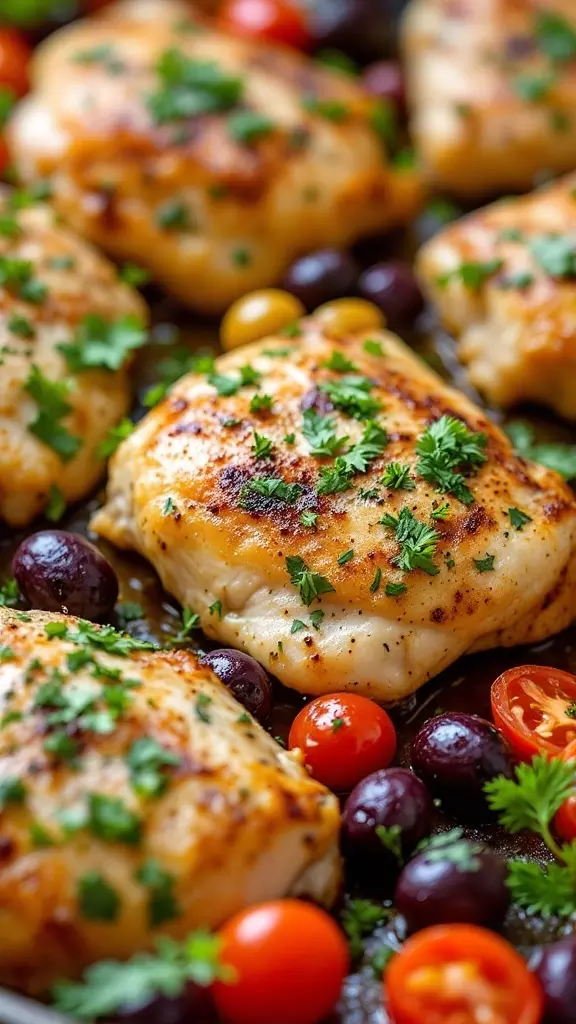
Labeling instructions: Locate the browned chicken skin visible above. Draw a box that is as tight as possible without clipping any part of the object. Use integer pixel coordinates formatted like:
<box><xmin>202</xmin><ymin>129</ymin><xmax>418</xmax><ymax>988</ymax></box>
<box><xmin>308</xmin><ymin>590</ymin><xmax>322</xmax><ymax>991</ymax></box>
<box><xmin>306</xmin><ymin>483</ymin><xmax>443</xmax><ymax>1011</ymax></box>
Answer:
<box><xmin>0</xmin><ymin>188</ymin><xmax>147</xmax><ymax>527</ymax></box>
<box><xmin>0</xmin><ymin>609</ymin><xmax>340</xmax><ymax>994</ymax></box>
<box><xmin>8</xmin><ymin>0</ymin><xmax>421</xmax><ymax>313</ymax></box>
<box><xmin>403</xmin><ymin>0</ymin><xmax>576</xmax><ymax>196</ymax></box>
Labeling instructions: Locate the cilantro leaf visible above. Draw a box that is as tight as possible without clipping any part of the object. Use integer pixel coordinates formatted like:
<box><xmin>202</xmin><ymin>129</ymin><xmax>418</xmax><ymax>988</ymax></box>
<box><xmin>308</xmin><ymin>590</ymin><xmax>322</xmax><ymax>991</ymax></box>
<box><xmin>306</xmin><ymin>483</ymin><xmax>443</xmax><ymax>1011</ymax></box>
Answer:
<box><xmin>321</xmin><ymin>350</ymin><xmax>359</xmax><ymax>373</ymax></box>
<box><xmin>473</xmin><ymin>553</ymin><xmax>495</xmax><ymax>573</ymax></box>
<box><xmin>285</xmin><ymin>555</ymin><xmax>335</xmax><ymax>606</ymax></box>
<box><xmin>381</xmin><ymin>461</ymin><xmax>415</xmax><ymax>490</ymax></box>
<box><xmin>136</xmin><ymin>858</ymin><xmax>181</xmax><ymax>926</ymax></box>
<box><xmin>437</xmin><ymin>259</ymin><xmax>503</xmax><ymax>290</ymax></box>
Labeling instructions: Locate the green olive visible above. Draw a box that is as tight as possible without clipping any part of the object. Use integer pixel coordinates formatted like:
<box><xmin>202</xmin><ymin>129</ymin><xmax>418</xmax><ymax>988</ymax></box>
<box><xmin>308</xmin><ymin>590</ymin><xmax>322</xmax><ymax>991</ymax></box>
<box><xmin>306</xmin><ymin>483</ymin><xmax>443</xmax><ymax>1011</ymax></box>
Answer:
<box><xmin>313</xmin><ymin>298</ymin><xmax>385</xmax><ymax>339</ymax></box>
<box><xmin>221</xmin><ymin>289</ymin><xmax>306</xmax><ymax>351</ymax></box>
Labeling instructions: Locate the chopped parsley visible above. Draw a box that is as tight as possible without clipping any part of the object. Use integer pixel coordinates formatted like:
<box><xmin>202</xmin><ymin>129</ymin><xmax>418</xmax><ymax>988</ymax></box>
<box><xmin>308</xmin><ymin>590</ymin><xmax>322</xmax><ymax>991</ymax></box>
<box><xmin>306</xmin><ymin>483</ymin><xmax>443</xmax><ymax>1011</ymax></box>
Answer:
<box><xmin>341</xmin><ymin>899</ymin><xmax>388</xmax><ymax>959</ymax></box>
<box><xmin>364</xmin><ymin>339</ymin><xmax>384</xmax><ymax>357</ymax></box>
<box><xmin>136</xmin><ymin>858</ymin><xmax>181</xmax><ymax>927</ymax></box>
<box><xmin>381</xmin><ymin>461</ymin><xmax>415</xmax><ymax>490</ymax></box>
<box><xmin>290</xmin><ymin>619</ymin><xmax>306</xmax><ymax>634</ymax></box>
<box><xmin>420</xmin><ymin>829</ymin><xmax>483</xmax><ymax>873</ymax></box>
<box><xmin>25</xmin><ymin>366</ymin><xmax>82</xmax><ymax>461</ymax></box>
<box><xmin>437</xmin><ymin>258</ymin><xmax>503</xmax><ymax>290</ymax></box>
<box><xmin>0</xmin><ymin>256</ymin><xmax>47</xmax><ymax>303</ymax></box>
<box><xmin>321</xmin><ymin>350</ymin><xmax>359</xmax><ymax>373</ymax></box>
<box><xmin>78</xmin><ymin>872</ymin><xmax>121</xmax><ymax>922</ymax></box>
<box><xmin>499</xmin><ymin>270</ymin><xmax>534</xmax><ymax>290</ymax></box>
<box><xmin>147</xmin><ymin>49</ymin><xmax>243</xmax><ymax>125</ymax></box>
<box><xmin>381</xmin><ymin>508</ymin><xmax>440</xmax><ymax>576</ymax></box>
<box><xmin>302</xmin><ymin>409</ymin><xmax>348</xmax><ymax>458</ymax></box>
<box><xmin>300</xmin><ymin>510</ymin><xmax>318</xmax><ymax>528</ymax></box>
<box><xmin>127</xmin><ymin>738</ymin><xmax>181</xmax><ymax>798</ymax></box>
<box><xmin>0</xmin><ymin>578</ymin><xmax>19</xmax><ymax>607</ymax></box>
<box><xmin>58</xmin><ymin>314</ymin><xmax>147</xmax><ymax>373</ymax></box>
<box><xmin>96</xmin><ymin>418</ymin><xmax>134</xmax><ymax>459</ymax></box>
<box><xmin>385</xmin><ymin>582</ymin><xmax>407</xmax><ymax>597</ymax></box>
<box><xmin>302</xmin><ymin>96</ymin><xmax>349</xmax><ymax>121</ymax></box>
<box><xmin>415</xmin><ymin>414</ymin><xmax>488</xmax><ymax>504</ymax></box>
<box><xmin>227</xmin><ymin>110</ymin><xmax>275</xmax><ymax>144</ymax></box>
<box><xmin>473</xmin><ymin>553</ymin><xmax>495</xmax><ymax>573</ymax></box>
<box><xmin>239</xmin><ymin>477</ymin><xmax>302</xmax><ymax>506</ymax></box>
<box><xmin>508</xmin><ymin>507</ymin><xmax>532</xmax><ymax>531</ymax></box>
<box><xmin>529</xmin><ymin>234</ymin><xmax>576</xmax><ymax>279</ymax></box>
<box><xmin>369</xmin><ymin>567</ymin><xmax>382</xmax><ymax>593</ymax></box>
<box><xmin>155</xmin><ymin>199</ymin><xmax>194</xmax><ymax>232</ymax></box>
<box><xmin>534</xmin><ymin>12</ymin><xmax>576</xmax><ymax>64</ymax></box>
<box><xmin>249</xmin><ymin>393</ymin><xmax>273</xmax><ymax>413</ymax></box>
<box><xmin>337</xmin><ymin>549</ymin><xmax>354</xmax><ymax>565</ymax></box>
<box><xmin>195</xmin><ymin>693</ymin><xmax>212</xmax><ymax>723</ymax></box>
<box><xmin>252</xmin><ymin>432</ymin><xmax>273</xmax><ymax>459</ymax></box>
<box><xmin>375</xmin><ymin>824</ymin><xmax>404</xmax><ymax>866</ymax></box>
<box><xmin>209</xmin><ymin>600</ymin><xmax>222</xmax><ymax>618</ymax></box>
<box><xmin>0</xmin><ymin>777</ymin><xmax>26</xmax><ymax>808</ymax></box>
<box><xmin>88</xmin><ymin>793</ymin><xmax>142</xmax><ymax>845</ymax></box>
<box><xmin>506</xmin><ymin>420</ymin><xmax>576</xmax><ymax>480</ymax></box>
<box><xmin>177</xmin><ymin>607</ymin><xmax>201</xmax><ymax>639</ymax></box>
<box><xmin>285</xmin><ymin>555</ymin><xmax>335</xmax><ymax>606</ymax></box>
<box><xmin>319</xmin><ymin>375</ymin><xmax>381</xmax><ymax>421</ymax></box>
<box><xmin>512</xmin><ymin>71</ymin><xmax>557</xmax><ymax>103</ymax></box>
<box><xmin>8</xmin><ymin>313</ymin><xmax>35</xmax><ymax>338</ymax></box>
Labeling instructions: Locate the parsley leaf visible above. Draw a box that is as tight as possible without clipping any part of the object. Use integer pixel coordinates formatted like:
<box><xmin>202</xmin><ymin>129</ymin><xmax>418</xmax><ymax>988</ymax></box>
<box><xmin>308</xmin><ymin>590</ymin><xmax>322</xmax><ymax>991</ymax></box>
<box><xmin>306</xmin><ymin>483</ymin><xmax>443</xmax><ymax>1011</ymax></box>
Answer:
<box><xmin>319</xmin><ymin>374</ymin><xmax>381</xmax><ymax>421</ymax></box>
<box><xmin>508</xmin><ymin>507</ymin><xmax>532</xmax><ymax>531</ymax></box>
<box><xmin>341</xmin><ymin>899</ymin><xmax>387</xmax><ymax>959</ymax></box>
<box><xmin>239</xmin><ymin>477</ymin><xmax>302</xmax><ymax>506</ymax></box>
<box><xmin>375</xmin><ymin>824</ymin><xmax>404</xmax><ymax>866</ymax></box>
<box><xmin>506</xmin><ymin>420</ymin><xmax>576</xmax><ymax>480</ymax></box>
<box><xmin>300</xmin><ymin>510</ymin><xmax>318</xmax><ymax>528</ymax></box>
<box><xmin>147</xmin><ymin>49</ymin><xmax>243</xmax><ymax>125</ymax></box>
<box><xmin>381</xmin><ymin>461</ymin><xmax>415</xmax><ymax>490</ymax></box>
<box><xmin>415</xmin><ymin>414</ymin><xmax>487</xmax><ymax>504</ymax></box>
<box><xmin>473</xmin><ymin>553</ymin><xmax>495</xmax><ymax>573</ymax></box>
<box><xmin>96</xmin><ymin>418</ymin><xmax>134</xmax><ymax>459</ymax></box>
<box><xmin>437</xmin><ymin>259</ymin><xmax>503</xmax><ymax>290</ymax></box>
<box><xmin>78</xmin><ymin>872</ymin><xmax>121</xmax><ymax>921</ymax></box>
<box><xmin>341</xmin><ymin>421</ymin><xmax>387</xmax><ymax>473</ymax></box>
<box><xmin>302</xmin><ymin>409</ymin><xmax>348</xmax><ymax>458</ymax></box>
<box><xmin>506</xmin><ymin>859</ymin><xmax>576</xmax><ymax>917</ymax></box>
<box><xmin>529</xmin><ymin>234</ymin><xmax>576</xmax><ymax>279</ymax></box>
<box><xmin>419</xmin><ymin>829</ymin><xmax>483</xmax><ymax>873</ymax></box>
<box><xmin>321</xmin><ymin>350</ymin><xmax>359</xmax><ymax>373</ymax></box>
<box><xmin>535</xmin><ymin>12</ymin><xmax>576</xmax><ymax>63</ymax></box>
<box><xmin>58</xmin><ymin>314</ymin><xmax>147</xmax><ymax>372</ymax></box>
<box><xmin>127</xmin><ymin>738</ymin><xmax>181</xmax><ymax>798</ymax></box>
<box><xmin>52</xmin><ymin>931</ymin><xmax>231</xmax><ymax>1019</ymax></box>
<box><xmin>285</xmin><ymin>555</ymin><xmax>335</xmax><ymax>606</ymax></box>
<box><xmin>381</xmin><ymin>507</ymin><xmax>440</xmax><ymax>576</ymax></box>
<box><xmin>24</xmin><ymin>366</ymin><xmax>82</xmax><ymax>461</ymax></box>
<box><xmin>227</xmin><ymin>110</ymin><xmax>275</xmax><ymax>144</ymax></box>
<box><xmin>485</xmin><ymin>755</ymin><xmax>575</xmax><ymax>840</ymax></box>
<box><xmin>385</xmin><ymin>582</ymin><xmax>407</xmax><ymax>597</ymax></box>
<box><xmin>88</xmin><ymin>793</ymin><xmax>142</xmax><ymax>845</ymax></box>
<box><xmin>45</xmin><ymin>484</ymin><xmax>65</xmax><ymax>522</ymax></box>
<box><xmin>0</xmin><ymin>578</ymin><xmax>20</xmax><ymax>607</ymax></box>
<box><xmin>513</xmin><ymin>71</ymin><xmax>557</xmax><ymax>102</ymax></box>
<box><xmin>136</xmin><ymin>858</ymin><xmax>181</xmax><ymax>927</ymax></box>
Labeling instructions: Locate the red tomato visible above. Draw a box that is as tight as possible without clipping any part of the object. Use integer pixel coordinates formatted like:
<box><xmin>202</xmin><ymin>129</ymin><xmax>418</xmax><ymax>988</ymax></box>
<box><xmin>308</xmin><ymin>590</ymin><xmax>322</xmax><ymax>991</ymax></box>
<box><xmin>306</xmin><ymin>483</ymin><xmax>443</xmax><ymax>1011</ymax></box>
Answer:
<box><xmin>491</xmin><ymin>664</ymin><xmax>576</xmax><ymax>761</ymax></box>
<box><xmin>288</xmin><ymin>692</ymin><xmax>397</xmax><ymax>791</ymax></box>
<box><xmin>555</xmin><ymin>739</ymin><xmax>576</xmax><ymax>842</ymax></box>
<box><xmin>0</xmin><ymin>29</ymin><xmax>31</xmax><ymax>99</ymax></box>
<box><xmin>212</xmin><ymin>899</ymin><xmax>349</xmax><ymax>1024</ymax></box>
<box><xmin>218</xmin><ymin>0</ymin><xmax>311</xmax><ymax>50</ymax></box>
<box><xmin>384</xmin><ymin>924</ymin><xmax>543</xmax><ymax>1024</ymax></box>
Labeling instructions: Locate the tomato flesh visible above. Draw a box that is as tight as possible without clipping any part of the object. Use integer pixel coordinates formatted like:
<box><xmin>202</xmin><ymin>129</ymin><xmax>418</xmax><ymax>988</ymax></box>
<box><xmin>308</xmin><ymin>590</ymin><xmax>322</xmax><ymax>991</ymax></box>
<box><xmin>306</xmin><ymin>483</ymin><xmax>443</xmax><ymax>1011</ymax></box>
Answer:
<box><xmin>212</xmin><ymin>899</ymin><xmax>349</xmax><ymax>1024</ymax></box>
<box><xmin>0</xmin><ymin>29</ymin><xmax>31</xmax><ymax>99</ymax></box>
<box><xmin>288</xmin><ymin>692</ymin><xmax>397</xmax><ymax>791</ymax></box>
<box><xmin>385</xmin><ymin>924</ymin><xmax>543</xmax><ymax>1024</ymax></box>
<box><xmin>219</xmin><ymin>0</ymin><xmax>311</xmax><ymax>50</ymax></box>
<box><xmin>491</xmin><ymin>664</ymin><xmax>576</xmax><ymax>760</ymax></box>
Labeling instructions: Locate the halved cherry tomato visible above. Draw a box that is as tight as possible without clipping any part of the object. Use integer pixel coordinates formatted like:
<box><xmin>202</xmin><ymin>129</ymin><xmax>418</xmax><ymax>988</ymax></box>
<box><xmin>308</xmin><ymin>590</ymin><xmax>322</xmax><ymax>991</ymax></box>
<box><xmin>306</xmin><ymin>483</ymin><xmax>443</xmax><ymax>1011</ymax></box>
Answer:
<box><xmin>384</xmin><ymin>924</ymin><xmax>543</xmax><ymax>1024</ymax></box>
<box><xmin>212</xmin><ymin>899</ymin><xmax>349</xmax><ymax>1024</ymax></box>
<box><xmin>491</xmin><ymin>664</ymin><xmax>576</xmax><ymax>761</ymax></box>
<box><xmin>554</xmin><ymin>739</ymin><xmax>576</xmax><ymax>842</ymax></box>
<box><xmin>0</xmin><ymin>29</ymin><xmax>31</xmax><ymax>99</ymax></box>
<box><xmin>288</xmin><ymin>692</ymin><xmax>397</xmax><ymax>791</ymax></box>
<box><xmin>218</xmin><ymin>0</ymin><xmax>312</xmax><ymax>50</ymax></box>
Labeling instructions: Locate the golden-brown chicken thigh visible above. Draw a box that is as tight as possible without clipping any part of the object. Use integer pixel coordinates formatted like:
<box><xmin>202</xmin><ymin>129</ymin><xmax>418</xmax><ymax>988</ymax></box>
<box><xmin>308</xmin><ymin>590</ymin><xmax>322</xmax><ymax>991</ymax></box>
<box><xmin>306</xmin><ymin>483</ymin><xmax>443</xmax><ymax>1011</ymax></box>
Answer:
<box><xmin>0</xmin><ymin>188</ymin><xmax>147</xmax><ymax>527</ymax></box>
<box><xmin>417</xmin><ymin>173</ymin><xmax>576</xmax><ymax>419</ymax></box>
<box><xmin>8</xmin><ymin>0</ymin><xmax>421</xmax><ymax>314</ymax></box>
<box><xmin>92</xmin><ymin>314</ymin><xmax>576</xmax><ymax>702</ymax></box>
<box><xmin>0</xmin><ymin>609</ymin><xmax>340</xmax><ymax>993</ymax></box>
<box><xmin>403</xmin><ymin>0</ymin><xmax>576</xmax><ymax>196</ymax></box>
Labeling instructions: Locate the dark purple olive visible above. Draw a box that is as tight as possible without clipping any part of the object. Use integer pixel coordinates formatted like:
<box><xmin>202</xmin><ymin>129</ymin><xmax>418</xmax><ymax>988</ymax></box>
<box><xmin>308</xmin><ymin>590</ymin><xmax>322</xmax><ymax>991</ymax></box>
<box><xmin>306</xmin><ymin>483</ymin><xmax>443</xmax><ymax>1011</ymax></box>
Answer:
<box><xmin>394</xmin><ymin>833</ymin><xmax>510</xmax><ymax>933</ymax></box>
<box><xmin>362</xmin><ymin>61</ymin><xmax>405</xmax><ymax>113</ymax></box>
<box><xmin>531</xmin><ymin>937</ymin><xmax>576</xmax><ymax>1024</ymax></box>
<box><xmin>200</xmin><ymin>649</ymin><xmax>271</xmax><ymax>723</ymax></box>
<box><xmin>12</xmin><ymin>530</ymin><xmax>118</xmax><ymax>620</ymax></box>
<box><xmin>112</xmin><ymin>984</ymin><xmax>213</xmax><ymax>1023</ymax></box>
<box><xmin>280</xmin><ymin>249</ymin><xmax>359</xmax><ymax>312</ymax></box>
<box><xmin>411</xmin><ymin>712</ymin><xmax>514</xmax><ymax>819</ymax></box>
<box><xmin>342</xmin><ymin>767</ymin><xmax>433</xmax><ymax>867</ymax></box>
<box><xmin>309</xmin><ymin>0</ymin><xmax>394</xmax><ymax>62</ymax></box>
<box><xmin>358</xmin><ymin>261</ymin><xmax>424</xmax><ymax>329</ymax></box>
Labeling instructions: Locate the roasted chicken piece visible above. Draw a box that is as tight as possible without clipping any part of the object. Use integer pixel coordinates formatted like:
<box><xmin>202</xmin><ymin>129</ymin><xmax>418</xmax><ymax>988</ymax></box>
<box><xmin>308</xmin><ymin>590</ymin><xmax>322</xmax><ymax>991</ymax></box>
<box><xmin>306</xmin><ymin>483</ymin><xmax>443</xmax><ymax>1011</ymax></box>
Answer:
<box><xmin>8</xmin><ymin>0</ymin><xmax>421</xmax><ymax>314</ymax></box>
<box><xmin>417</xmin><ymin>173</ymin><xmax>576</xmax><ymax>419</ymax></box>
<box><xmin>91</xmin><ymin>314</ymin><xmax>576</xmax><ymax>702</ymax></box>
<box><xmin>0</xmin><ymin>609</ymin><xmax>340</xmax><ymax>994</ymax></box>
<box><xmin>403</xmin><ymin>0</ymin><xmax>576</xmax><ymax>196</ymax></box>
<box><xmin>0</xmin><ymin>188</ymin><xmax>147</xmax><ymax>528</ymax></box>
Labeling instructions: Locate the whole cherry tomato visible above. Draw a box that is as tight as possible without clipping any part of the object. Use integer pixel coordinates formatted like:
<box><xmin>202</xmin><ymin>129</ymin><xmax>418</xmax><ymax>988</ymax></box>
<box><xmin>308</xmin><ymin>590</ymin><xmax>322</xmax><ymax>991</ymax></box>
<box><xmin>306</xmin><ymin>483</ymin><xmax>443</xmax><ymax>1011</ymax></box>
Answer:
<box><xmin>0</xmin><ymin>28</ymin><xmax>31</xmax><ymax>99</ymax></box>
<box><xmin>218</xmin><ymin>0</ymin><xmax>312</xmax><ymax>50</ymax></box>
<box><xmin>289</xmin><ymin>692</ymin><xmax>397</xmax><ymax>791</ymax></box>
<box><xmin>491</xmin><ymin>664</ymin><xmax>576</xmax><ymax>761</ymax></box>
<box><xmin>554</xmin><ymin>739</ymin><xmax>576</xmax><ymax>842</ymax></box>
<box><xmin>212</xmin><ymin>899</ymin><xmax>349</xmax><ymax>1024</ymax></box>
<box><xmin>384</xmin><ymin>924</ymin><xmax>543</xmax><ymax>1024</ymax></box>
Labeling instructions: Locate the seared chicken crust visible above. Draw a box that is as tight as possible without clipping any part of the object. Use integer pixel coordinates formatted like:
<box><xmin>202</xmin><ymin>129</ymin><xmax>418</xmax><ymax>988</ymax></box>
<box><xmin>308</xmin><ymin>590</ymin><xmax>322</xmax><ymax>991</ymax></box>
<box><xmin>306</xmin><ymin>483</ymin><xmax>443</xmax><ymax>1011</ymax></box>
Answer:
<box><xmin>403</xmin><ymin>0</ymin><xmax>576</xmax><ymax>196</ymax></box>
<box><xmin>0</xmin><ymin>189</ymin><xmax>147</xmax><ymax>527</ymax></box>
<box><xmin>0</xmin><ymin>609</ymin><xmax>340</xmax><ymax>993</ymax></box>
<box><xmin>8</xmin><ymin>0</ymin><xmax>421</xmax><ymax>314</ymax></box>
<box><xmin>92</xmin><ymin>318</ymin><xmax>576</xmax><ymax>701</ymax></box>
<box><xmin>417</xmin><ymin>172</ymin><xmax>576</xmax><ymax>418</ymax></box>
